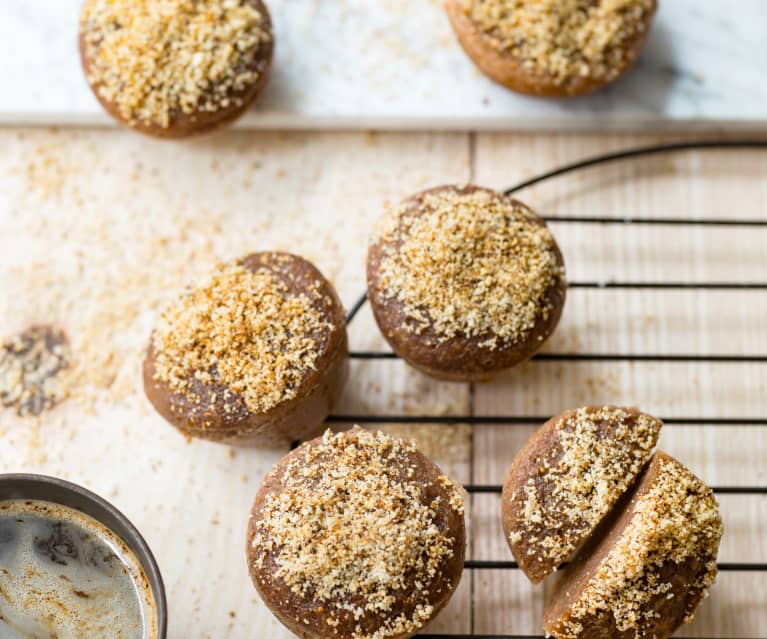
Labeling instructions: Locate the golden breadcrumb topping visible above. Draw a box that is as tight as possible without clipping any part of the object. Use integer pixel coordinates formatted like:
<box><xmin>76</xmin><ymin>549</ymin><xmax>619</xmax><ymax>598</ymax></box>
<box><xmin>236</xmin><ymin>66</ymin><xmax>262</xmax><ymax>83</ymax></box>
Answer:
<box><xmin>372</xmin><ymin>187</ymin><xmax>563</xmax><ymax>349</ymax></box>
<box><xmin>151</xmin><ymin>258</ymin><xmax>331</xmax><ymax>416</ymax></box>
<box><xmin>250</xmin><ymin>428</ymin><xmax>465</xmax><ymax>639</ymax></box>
<box><xmin>509</xmin><ymin>406</ymin><xmax>661</xmax><ymax>575</ymax></box>
<box><xmin>462</xmin><ymin>0</ymin><xmax>654</xmax><ymax>85</ymax></box>
<box><xmin>80</xmin><ymin>0</ymin><xmax>271</xmax><ymax>127</ymax></box>
<box><xmin>559</xmin><ymin>455</ymin><xmax>723</xmax><ymax>637</ymax></box>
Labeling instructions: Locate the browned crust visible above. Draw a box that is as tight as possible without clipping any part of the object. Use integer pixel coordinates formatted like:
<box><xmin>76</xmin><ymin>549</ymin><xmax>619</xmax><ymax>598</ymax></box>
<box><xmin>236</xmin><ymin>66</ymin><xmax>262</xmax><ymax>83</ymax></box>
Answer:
<box><xmin>245</xmin><ymin>432</ymin><xmax>466</xmax><ymax>639</ymax></box>
<box><xmin>366</xmin><ymin>184</ymin><xmax>566</xmax><ymax>382</ymax></box>
<box><xmin>79</xmin><ymin>0</ymin><xmax>274</xmax><ymax>139</ymax></box>
<box><xmin>501</xmin><ymin>405</ymin><xmax>662</xmax><ymax>582</ymax></box>
<box><xmin>543</xmin><ymin>451</ymin><xmax>722</xmax><ymax>639</ymax></box>
<box><xmin>142</xmin><ymin>252</ymin><xmax>348</xmax><ymax>447</ymax></box>
<box><xmin>444</xmin><ymin>0</ymin><xmax>657</xmax><ymax>98</ymax></box>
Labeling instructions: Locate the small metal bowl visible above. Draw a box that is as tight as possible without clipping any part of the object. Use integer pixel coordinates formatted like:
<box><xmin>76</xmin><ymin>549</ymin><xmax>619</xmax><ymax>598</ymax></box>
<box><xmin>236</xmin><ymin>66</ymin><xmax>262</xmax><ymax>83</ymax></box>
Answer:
<box><xmin>0</xmin><ymin>473</ymin><xmax>168</xmax><ymax>639</ymax></box>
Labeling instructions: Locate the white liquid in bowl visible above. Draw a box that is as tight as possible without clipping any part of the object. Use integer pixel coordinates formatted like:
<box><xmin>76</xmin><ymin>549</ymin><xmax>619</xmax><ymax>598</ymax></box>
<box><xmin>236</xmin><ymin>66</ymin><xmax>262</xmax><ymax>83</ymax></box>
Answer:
<box><xmin>0</xmin><ymin>499</ymin><xmax>158</xmax><ymax>639</ymax></box>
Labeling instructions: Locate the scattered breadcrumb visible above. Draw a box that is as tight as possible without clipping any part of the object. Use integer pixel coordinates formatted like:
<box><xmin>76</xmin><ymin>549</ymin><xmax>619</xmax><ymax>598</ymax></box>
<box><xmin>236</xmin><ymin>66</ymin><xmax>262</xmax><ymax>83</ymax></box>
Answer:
<box><xmin>462</xmin><ymin>0</ymin><xmax>654</xmax><ymax>85</ymax></box>
<box><xmin>80</xmin><ymin>0</ymin><xmax>271</xmax><ymax>127</ymax></box>
<box><xmin>152</xmin><ymin>259</ymin><xmax>332</xmax><ymax>415</ymax></box>
<box><xmin>372</xmin><ymin>188</ymin><xmax>563</xmax><ymax>348</ymax></box>
<box><xmin>250</xmin><ymin>428</ymin><xmax>464</xmax><ymax>639</ymax></box>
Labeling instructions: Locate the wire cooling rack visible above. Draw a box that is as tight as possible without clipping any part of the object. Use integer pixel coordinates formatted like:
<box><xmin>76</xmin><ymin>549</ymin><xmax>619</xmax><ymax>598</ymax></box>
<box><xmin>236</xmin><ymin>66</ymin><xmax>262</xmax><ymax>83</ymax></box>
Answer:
<box><xmin>332</xmin><ymin>140</ymin><xmax>767</xmax><ymax>639</ymax></box>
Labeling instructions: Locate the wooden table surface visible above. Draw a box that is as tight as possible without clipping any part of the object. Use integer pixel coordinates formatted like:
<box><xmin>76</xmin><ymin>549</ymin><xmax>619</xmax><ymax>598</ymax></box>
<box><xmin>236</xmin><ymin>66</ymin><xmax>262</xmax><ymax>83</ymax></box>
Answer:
<box><xmin>0</xmin><ymin>127</ymin><xmax>765</xmax><ymax>638</ymax></box>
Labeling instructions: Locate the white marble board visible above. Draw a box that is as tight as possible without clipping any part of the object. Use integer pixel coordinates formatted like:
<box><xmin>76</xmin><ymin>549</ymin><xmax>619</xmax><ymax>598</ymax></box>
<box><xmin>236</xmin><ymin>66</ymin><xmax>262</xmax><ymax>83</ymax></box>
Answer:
<box><xmin>2</xmin><ymin>0</ymin><xmax>766</xmax><ymax>131</ymax></box>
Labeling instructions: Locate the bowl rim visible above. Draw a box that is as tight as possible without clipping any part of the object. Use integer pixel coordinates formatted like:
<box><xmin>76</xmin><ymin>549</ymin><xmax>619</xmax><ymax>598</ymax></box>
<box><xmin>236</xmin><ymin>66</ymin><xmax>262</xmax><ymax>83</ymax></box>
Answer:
<box><xmin>0</xmin><ymin>472</ymin><xmax>168</xmax><ymax>639</ymax></box>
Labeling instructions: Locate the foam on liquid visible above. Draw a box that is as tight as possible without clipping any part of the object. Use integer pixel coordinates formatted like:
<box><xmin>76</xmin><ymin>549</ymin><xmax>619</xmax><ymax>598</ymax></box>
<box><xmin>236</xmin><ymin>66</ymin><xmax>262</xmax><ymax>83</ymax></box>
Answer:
<box><xmin>0</xmin><ymin>499</ymin><xmax>158</xmax><ymax>639</ymax></box>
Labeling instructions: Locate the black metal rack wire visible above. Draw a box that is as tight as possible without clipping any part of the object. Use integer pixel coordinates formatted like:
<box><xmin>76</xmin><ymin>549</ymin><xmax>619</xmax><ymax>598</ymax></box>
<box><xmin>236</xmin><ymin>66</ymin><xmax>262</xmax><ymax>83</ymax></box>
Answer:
<box><xmin>336</xmin><ymin>141</ymin><xmax>767</xmax><ymax>639</ymax></box>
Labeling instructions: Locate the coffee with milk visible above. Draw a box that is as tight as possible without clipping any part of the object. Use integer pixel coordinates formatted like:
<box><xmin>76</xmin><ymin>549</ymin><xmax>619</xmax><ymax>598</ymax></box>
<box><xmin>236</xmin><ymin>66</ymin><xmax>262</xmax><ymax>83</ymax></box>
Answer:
<box><xmin>0</xmin><ymin>499</ymin><xmax>158</xmax><ymax>639</ymax></box>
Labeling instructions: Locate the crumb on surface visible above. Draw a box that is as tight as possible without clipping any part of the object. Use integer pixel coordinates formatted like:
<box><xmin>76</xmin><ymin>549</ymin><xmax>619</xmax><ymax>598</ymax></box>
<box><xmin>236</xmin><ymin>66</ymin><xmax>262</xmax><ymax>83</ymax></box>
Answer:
<box><xmin>0</xmin><ymin>325</ymin><xmax>71</xmax><ymax>417</ymax></box>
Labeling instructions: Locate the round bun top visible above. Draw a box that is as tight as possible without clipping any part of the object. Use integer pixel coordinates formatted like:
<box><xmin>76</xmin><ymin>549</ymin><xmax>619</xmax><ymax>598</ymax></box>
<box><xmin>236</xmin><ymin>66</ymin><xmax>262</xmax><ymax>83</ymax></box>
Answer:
<box><xmin>80</xmin><ymin>0</ymin><xmax>272</xmax><ymax>130</ymax></box>
<box><xmin>249</xmin><ymin>427</ymin><xmax>466</xmax><ymax>639</ymax></box>
<box><xmin>459</xmin><ymin>0</ymin><xmax>655</xmax><ymax>87</ymax></box>
<box><xmin>369</xmin><ymin>185</ymin><xmax>564</xmax><ymax>350</ymax></box>
<box><xmin>149</xmin><ymin>252</ymin><xmax>340</xmax><ymax>419</ymax></box>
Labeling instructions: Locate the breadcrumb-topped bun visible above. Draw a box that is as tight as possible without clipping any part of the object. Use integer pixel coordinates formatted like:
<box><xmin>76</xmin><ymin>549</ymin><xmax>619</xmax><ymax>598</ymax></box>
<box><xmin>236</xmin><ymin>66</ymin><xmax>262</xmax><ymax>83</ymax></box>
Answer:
<box><xmin>79</xmin><ymin>0</ymin><xmax>274</xmax><ymax>137</ymax></box>
<box><xmin>502</xmin><ymin>405</ymin><xmax>662</xmax><ymax>582</ymax></box>
<box><xmin>544</xmin><ymin>451</ymin><xmax>723</xmax><ymax>639</ymax></box>
<box><xmin>367</xmin><ymin>184</ymin><xmax>565</xmax><ymax>381</ymax></box>
<box><xmin>445</xmin><ymin>0</ymin><xmax>657</xmax><ymax>97</ymax></box>
<box><xmin>247</xmin><ymin>427</ymin><xmax>466</xmax><ymax>639</ymax></box>
<box><xmin>143</xmin><ymin>252</ymin><xmax>348</xmax><ymax>447</ymax></box>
